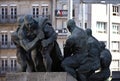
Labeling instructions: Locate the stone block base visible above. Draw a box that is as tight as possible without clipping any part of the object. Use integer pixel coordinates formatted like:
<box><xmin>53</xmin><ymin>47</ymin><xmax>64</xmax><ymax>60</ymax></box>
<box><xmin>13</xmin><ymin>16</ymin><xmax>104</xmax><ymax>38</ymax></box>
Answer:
<box><xmin>6</xmin><ymin>72</ymin><xmax>77</xmax><ymax>81</ymax></box>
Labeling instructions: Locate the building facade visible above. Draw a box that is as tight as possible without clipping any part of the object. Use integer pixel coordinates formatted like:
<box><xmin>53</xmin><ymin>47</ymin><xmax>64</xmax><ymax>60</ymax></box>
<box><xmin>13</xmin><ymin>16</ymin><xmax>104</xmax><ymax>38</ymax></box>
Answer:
<box><xmin>55</xmin><ymin>0</ymin><xmax>120</xmax><ymax>71</ymax></box>
<box><xmin>0</xmin><ymin>0</ymin><xmax>53</xmax><ymax>74</ymax></box>
<box><xmin>90</xmin><ymin>4</ymin><xmax>120</xmax><ymax>71</ymax></box>
<box><xmin>0</xmin><ymin>0</ymin><xmax>120</xmax><ymax>75</ymax></box>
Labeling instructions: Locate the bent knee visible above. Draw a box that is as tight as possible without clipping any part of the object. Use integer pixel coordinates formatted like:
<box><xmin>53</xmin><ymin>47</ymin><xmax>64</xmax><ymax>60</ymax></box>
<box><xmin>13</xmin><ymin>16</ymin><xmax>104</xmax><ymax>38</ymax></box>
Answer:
<box><xmin>61</xmin><ymin>60</ymin><xmax>70</xmax><ymax>69</ymax></box>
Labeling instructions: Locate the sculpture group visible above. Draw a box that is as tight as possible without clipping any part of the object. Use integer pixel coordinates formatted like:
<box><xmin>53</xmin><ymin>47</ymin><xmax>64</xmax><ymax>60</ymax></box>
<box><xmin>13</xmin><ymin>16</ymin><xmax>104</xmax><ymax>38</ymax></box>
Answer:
<box><xmin>12</xmin><ymin>15</ymin><xmax>112</xmax><ymax>81</ymax></box>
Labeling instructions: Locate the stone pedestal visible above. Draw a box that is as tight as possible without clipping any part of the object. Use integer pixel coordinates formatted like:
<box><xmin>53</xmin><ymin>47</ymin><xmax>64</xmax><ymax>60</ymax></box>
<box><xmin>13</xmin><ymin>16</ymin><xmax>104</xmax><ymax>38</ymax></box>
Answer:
<box><xmin>6</xmin><ymin>72</ymin><xmax>77</xmax><ymax>81</ymax></box>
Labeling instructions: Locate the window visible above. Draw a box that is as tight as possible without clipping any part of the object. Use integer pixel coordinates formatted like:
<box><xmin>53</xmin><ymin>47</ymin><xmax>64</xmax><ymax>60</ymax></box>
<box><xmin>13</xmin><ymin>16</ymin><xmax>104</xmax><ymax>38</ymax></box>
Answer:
<box><xmin>10</xmin><ymin>37</ymin><xmax>14</xmax><ymax>46</ymax></box>
<box><xmin>63</xmin><ymin>21</ymin><xmax>67</xmax><ymax>28</ymax></box>
<box><xmin>85</xmin><ymin>23</ymin><xmax>87</xmax><ymax>29</ymax></box>
<box><xmin>111</xmin><ymin>60</ymin><xmax>120</xmax><ymax>71</ymax></box>
<box><xmin>96</xmin><ymin>22</ymin><xmax>107</xmax><ymax>33</ymax></box>
<box><xmin>2</xmin><ymin>60</ymin><xmax>4</xmax><ymax>70</ymax></box>
<box><xmin>11</xmin><ymin>60</ymin><xmax>13</xmax><ymax>68</ymax></box>
<box><xmin>111</xmin><ymin>41</ymin><xmax>120</xmax><ymax>52</ymax></box>
<box><xmin>10</xmin><ymin>59</ymin><xmax>17</xmax><ymax>71</ymax></box>
<box><xmin>1</xmin><ymin>59</ymin><xmax>8</xmax><ymax>71</ymax></box>
<box><xmin>32</xmin><ymin>6</ymin><xmax>39</xmax><ymax>18</ymax></box>
<box><xmin>1</xmin><ymin>34</ymin><xmax>8</xmax><ymax>46</ymax></box>
<box><xmin>1</xmin><ymin>33</ymin><xmax>8</xmax><ymax>48</ymax></box>
<box><xmin>62</xmin><ymin>21</ymin><xmax>67</xmax><ymax>33</ymax></box>
<box><xmin>112</xmin><ymin>23</ymin><xmax>120</xmax><ymax>34</ymax></box>
<box><xmin>41</xmin><ymin>4</ymin><xmax>48</xmax><ymax>17</ymax></box>
<box><xmin>10</xmin><ymin>6</ymin><xmax>17</xmax><ymax>19</ymax></box>
<box><xmin>9</xmin><ymin>31</ymin><xmax>15</xmax><ymax>47</ymax></box>
<box><xmin>73</xmin><ymin>9</ymin><xmax>75</xmax><ymax>17</ymax></box>
<box><xmin>1</xmin><ymin>6</ymin><xmax>7</xmax><ymax>19</ymax></box>
<box><xmin>113</xmin><ymin>5</ymin><xmax>119</xmax><ymax>16</ymax></box>
<box><xmin>56</xmin><ymin>20</ymin><xmax>67</xmax><ymax>35</ymax></box>
<box><xmin>10</xmin><ymin>34</ymin><xmax>14</xmax><ymax>45</ymax></box>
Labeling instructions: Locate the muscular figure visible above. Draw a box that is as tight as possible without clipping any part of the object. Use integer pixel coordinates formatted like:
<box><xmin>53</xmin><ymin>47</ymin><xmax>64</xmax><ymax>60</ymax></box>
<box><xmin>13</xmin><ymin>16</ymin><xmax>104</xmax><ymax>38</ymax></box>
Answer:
<box><xmin>61</xmin><ymin>19</ymin><xmax>89</xmax><ymax>81</ymax></box>
<box><xmin>17</xmin><ymin>15</ymin><xmax>63</xmax><ymax>72</ymax></box>
<box><xmin>11</xmin><ymin>17</ymin><xmax>35</xmax><ymax>72</ymax></box>
<box><xmin>85</xmin><ymin>28</ymin><xmax>101</xmax><ymax>78</ymax></box>
<box><xmin>89</xmin><ymin>41</ymin><xmax>112</xmax><ymax>81</ymax></box>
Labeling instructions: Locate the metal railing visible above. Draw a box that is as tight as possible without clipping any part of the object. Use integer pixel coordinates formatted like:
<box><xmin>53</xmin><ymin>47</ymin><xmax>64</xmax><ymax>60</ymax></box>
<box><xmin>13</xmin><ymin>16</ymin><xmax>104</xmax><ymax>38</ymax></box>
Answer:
<box><xmin>55</xmin><ymin>28</ymin><xmax>68</xmax><ymax>36</ymax></box>
<box><xmin>0</xmin><ymin>42</ymin><xmax>16</xmax><ymax>49</ymax></box>
<box><xmin>0</xmin><ymin>15</ymin><xmax>17</xmax><ymax>23</ymax></box>
<box><xmin>0</xmin><ymin>67</ymin><xmax>17</xmax><ymax>74</ymax></box>
<box><xmin>0</xmin><ymin>15</ymin><xmax>50</xmax><ymax>24</ymax></box>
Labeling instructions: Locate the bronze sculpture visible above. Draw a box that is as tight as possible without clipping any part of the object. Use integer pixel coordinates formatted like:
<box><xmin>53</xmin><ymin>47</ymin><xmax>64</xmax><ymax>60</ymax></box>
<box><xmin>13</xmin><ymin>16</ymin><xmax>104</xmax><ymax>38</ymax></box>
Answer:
<box><xmin>12</xmin><ymin>16</ymin><xmax>112</xmax><ymax>81</ymax></box>
<box><xmin>62</xmin><ymin>20</ymin><xmax>111</xmax><ymax>81</ymax></box>
<box><xmin>11</xmin><ymin>17</ymin><xmax>32</xmax><ymax>72</ymax></box>
<box><xmin>61</xmin><ymin>19</ymin><xmax>89</xmax><ymax>81</ymax></box>
<box><xmin>12</xmin><ymin>15</ymin><xmax>63</xmax><ymax>72</ymax></box>
<box><xmin>89</xmin><ymin>41</ymin><xmax>112</xmax><ymax>81</ymax></box>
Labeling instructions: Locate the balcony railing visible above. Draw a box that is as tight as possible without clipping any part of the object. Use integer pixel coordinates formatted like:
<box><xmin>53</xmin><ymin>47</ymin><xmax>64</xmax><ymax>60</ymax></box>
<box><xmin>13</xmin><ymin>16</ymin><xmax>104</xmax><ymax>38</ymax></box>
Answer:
<box><xmin>55</xmin><ymin>9</ymin><xmax>75</xmax><ymax>17</ymax></box>
<box><xmin>0</xmin><ymin>15</ymin><xmax>17</xmax><ymax>23</ymax></box>
<box><xmin>55</xmin><ymin>28</ymin><xmax>68</xmax><ymax>36</ymax></box>
<box><xmin>0</xmin><ymin>15</ymin><xmax>50</xmax><ymax>24</ymax></box>
<box><xmin>55</xmin><ymin>10</ymin><xmax>68</xmax><ymax>17</ymax></box>
<box><xmin>0</xmin><ymin>42</ymin><xmax>16</xmax><ymax>49</ymax></box>
<box><xmin>0</xmin><ymin>67</ymin><xmax>17</xmax><ymax>74</ymax></box>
